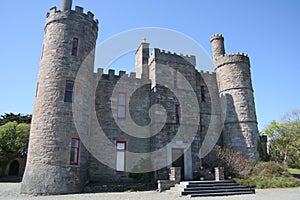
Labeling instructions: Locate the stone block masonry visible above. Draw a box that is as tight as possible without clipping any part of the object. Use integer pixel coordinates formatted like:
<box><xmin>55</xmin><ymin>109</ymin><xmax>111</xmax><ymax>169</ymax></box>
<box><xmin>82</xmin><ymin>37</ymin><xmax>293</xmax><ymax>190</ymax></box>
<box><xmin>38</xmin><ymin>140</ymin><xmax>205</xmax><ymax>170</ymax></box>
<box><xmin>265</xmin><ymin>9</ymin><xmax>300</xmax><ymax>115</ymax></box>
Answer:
<box><xmin>21</xmin><ymin>0</ymin><xmax>260</xmax><ymax>195</ymax></box>
<box><xmin>21</xmin><ymin>1</ymin><xmax>98</xmax><ymax>194</ymax></box>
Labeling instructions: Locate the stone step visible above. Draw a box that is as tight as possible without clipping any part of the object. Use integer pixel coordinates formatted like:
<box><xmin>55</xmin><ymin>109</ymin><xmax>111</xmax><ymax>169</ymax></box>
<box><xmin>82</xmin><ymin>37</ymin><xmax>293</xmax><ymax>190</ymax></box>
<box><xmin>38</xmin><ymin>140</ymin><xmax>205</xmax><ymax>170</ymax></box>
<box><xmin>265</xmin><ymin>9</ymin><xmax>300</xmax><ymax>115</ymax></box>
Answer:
<box><xmin>182</xmin><ymin>187</ymin><xmax>254</xmax><ymax>195</ymax></box>
<box><xmin>185</xmin><ymin>182</ymin><xmax>239</xmax><ymax>188</ymax></box>
<box><xmin>183</xmin><ymin>185</ymin><xmax>249</xmax><ymax>191</ymax></box>
<box><xmin>177</xmin><ymin>180</ymin><xmax>255</xmax><ymax>198</ymax></box>
<box><xmin>188</xmin><ymin>190</ymin><xmax>255</xmax><ymax>197</ymax></box>
<box><xmin>183</xmin><ymin>180</ymin><xmax>233</xmax><ymax>184</ymax></box>
<box><xmin>170</xmin><ymin>184</ymin><xmax>184</xmax><ymax>190</ymax></box>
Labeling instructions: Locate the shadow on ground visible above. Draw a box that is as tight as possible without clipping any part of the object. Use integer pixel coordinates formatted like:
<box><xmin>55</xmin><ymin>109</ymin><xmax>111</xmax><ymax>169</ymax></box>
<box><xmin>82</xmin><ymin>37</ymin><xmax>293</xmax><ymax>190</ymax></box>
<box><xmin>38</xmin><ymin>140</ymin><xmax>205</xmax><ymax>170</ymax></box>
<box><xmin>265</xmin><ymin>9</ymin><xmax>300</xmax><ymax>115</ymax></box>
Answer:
<box><xmin>0</xmin><ymin>176</ymin><xmax>22</xmax><ymax>182</ymax></box>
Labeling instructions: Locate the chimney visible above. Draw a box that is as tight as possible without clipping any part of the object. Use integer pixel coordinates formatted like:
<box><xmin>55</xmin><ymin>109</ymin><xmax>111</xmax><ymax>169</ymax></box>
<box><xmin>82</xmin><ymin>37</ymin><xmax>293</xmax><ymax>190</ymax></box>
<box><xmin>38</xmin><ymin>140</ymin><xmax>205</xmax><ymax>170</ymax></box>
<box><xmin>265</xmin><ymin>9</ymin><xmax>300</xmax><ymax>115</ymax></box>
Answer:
<box><xmin>62</xmin><ymin>0</ymin><xmax>73</xmax><ymax>11</ymax></box>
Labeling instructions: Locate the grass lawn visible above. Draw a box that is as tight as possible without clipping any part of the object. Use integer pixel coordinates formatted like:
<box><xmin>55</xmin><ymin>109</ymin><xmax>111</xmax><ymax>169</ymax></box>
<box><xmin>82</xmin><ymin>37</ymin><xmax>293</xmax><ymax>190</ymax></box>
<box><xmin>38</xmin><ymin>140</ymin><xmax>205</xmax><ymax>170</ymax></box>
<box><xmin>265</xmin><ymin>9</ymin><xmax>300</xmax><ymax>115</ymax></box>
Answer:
<box><xmin>288</xmin><ymin>168</ymin><xmax>300</xmax><ymax>174</ymax></box>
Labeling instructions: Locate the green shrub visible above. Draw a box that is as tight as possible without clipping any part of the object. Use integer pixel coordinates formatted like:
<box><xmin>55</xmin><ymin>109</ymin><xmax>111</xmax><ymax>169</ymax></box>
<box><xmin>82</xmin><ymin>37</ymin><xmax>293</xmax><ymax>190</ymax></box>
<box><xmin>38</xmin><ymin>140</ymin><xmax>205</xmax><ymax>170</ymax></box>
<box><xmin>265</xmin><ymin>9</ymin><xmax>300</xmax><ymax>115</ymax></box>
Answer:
<box><xmin>214</xmin><ymin>146</ymin><xmax>255</xmax><ymax>178</ymax></box>
<box><xmin>128</xmin><ymin>158</ymin><xmax>154</xmax><ymax>183</ymax></box>
<box><xmin>212</xmin><ymin>146</ymin><xmax>300</xmax><ymax>189</ymax></box>
<box><xmin>254</xmin><ymin>162</ymin><xmax>290</xmax><ymax>177</ymax></box>
<box><xmin>234</xmin><ymin>162</ymin><xmax>300</xmax><ymax>188</ymax></box>
<box><xmin>235</xmin><ymin>176</ymin><xmax>300</xmax><ymax>189</ymax></box>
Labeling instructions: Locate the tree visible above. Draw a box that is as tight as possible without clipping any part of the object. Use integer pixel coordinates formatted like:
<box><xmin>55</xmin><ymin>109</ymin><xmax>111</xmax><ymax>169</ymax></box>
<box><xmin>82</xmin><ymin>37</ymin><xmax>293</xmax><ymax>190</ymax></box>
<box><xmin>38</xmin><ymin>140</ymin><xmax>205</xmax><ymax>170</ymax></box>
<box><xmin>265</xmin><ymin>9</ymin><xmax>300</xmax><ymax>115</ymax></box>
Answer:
<box><xmin>0</xmin><ymin>122</ymin><xmax>30</xmax><ymax>164</ymax></box>
<box><xmin>0</xmin><ymin>113</ymin><xmax>32</xmax><ymax>126</ymax></box>
<box><xmin>263</xmin><ymin>109</ymin><xmax>300</xmax><ymax>167</ymax></box>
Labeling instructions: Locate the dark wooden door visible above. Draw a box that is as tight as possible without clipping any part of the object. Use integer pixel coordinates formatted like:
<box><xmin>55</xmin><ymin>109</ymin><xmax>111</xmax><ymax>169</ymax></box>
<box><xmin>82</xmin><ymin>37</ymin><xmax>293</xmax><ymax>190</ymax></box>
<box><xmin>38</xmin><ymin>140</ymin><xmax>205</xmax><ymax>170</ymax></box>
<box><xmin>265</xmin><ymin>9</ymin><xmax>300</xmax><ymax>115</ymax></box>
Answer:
<box><xmin>172</xmin><ymin>148</ymin><xmax>184</xmax><ymax>180</ymax></box>
<box><xmin>9</xmin><ymin>160</ymin><xmax>19</xmax><ymax>176</ymax></box>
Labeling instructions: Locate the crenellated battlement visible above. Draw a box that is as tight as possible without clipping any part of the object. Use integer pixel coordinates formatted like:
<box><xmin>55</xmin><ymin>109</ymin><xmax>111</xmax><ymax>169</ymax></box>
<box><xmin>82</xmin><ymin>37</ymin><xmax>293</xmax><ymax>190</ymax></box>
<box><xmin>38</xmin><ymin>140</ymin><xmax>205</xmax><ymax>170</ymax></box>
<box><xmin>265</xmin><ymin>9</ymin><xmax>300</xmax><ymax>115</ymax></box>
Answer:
<box><xmin>94</xmin><ymin>68</ymin><xmax>142</xmax><ymax>80</ymax></box>
<box><xmin>214</xmin><ymin>52</ymin><xmax>250</xmax><ymax>69</ymax></box>
<box><xmin>210</xmin><ymin>34</ymin><xmax>224</xmax><ymax>42</ymax></box>
<box><xmin>149</xmin><ymin>48</ymin><xmax>196</xmax><ymax>66</ymax></box>
<box><xmin>225</xmin><ymin>52</ymin><xmax>249</xmax><ymax>58</ymax></box>
<box><xmin>46</xmin><ymin>6</ymin><xmax>99</xmax><ymax>25</ymax></box>
<box><xmin>199</xmin><ymin>70</ymin><xmax>216</xmax><ymax>75</ymax></box>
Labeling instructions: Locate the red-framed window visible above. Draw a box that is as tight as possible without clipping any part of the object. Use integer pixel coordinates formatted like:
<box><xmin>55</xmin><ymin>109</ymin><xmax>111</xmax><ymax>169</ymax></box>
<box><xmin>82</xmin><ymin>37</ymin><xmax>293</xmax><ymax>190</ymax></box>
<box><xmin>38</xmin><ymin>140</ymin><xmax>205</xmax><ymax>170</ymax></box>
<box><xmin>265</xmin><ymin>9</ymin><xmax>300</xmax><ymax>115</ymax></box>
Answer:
<box><xmin>64</xmin><ymin>80</ymin><xmax>74</xmax><ymax>102</ymax></box>
<box><xmin>117</xmin><ymin>93</ymin><xmax>126</xmax><ymax>119</ymax></box>
<box><xmin>175</xmin><ymin>104</ymin><xmax>180</xmax><ymax>124</ymax></box>
<box><xmin>70</xmin><ymin>138</ymin><xmax>80</xmax><ymax>165</ymax></box>
<box><xmin>116</xmin><ymin>141</ymin><xmax>126</xmax><ymax>172</ymax></box>
<box><xmin>72</xmin><ymin>38</ymin><xmax>79</xmax><ymax>56</ymax></box>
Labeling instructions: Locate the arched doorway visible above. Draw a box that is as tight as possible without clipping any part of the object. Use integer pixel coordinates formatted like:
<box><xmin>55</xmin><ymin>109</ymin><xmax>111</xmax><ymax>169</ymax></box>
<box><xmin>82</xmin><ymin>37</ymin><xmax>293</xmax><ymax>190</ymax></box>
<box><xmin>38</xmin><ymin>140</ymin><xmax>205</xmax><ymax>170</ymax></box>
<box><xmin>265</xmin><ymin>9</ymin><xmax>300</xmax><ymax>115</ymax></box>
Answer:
<box><xmin>8</xmin><ymin>160</ymin><xmax>19</xmax><ymax>176</ymax></box>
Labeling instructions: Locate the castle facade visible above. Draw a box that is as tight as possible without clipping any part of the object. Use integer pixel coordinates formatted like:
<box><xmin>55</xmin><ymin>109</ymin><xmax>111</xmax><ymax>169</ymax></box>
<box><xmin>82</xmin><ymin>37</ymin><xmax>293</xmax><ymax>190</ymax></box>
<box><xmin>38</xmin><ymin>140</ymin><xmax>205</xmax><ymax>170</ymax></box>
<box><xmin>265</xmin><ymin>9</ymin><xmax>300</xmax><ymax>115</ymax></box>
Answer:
<box><xmin>21</xmin><ymin>0</ymin><xmax>259</xmax><ymax>194</ymax></box>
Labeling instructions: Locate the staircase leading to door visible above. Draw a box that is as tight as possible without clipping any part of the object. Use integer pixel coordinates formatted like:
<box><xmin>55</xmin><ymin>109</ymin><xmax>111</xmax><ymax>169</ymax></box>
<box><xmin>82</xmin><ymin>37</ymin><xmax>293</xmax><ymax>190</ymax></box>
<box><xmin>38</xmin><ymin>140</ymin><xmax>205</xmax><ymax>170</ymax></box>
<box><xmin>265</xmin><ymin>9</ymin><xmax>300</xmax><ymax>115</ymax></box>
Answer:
<box><xmin>169</xmin><ymin>180</ymin><xmax>255</xmax><ymax>197</ymax></box>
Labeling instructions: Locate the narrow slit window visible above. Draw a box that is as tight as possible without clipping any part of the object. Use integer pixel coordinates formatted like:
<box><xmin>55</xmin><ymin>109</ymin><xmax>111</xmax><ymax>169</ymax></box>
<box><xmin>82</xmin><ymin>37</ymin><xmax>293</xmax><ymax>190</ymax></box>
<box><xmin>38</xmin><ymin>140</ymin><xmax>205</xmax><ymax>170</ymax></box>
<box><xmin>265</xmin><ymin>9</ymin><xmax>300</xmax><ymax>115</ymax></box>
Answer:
<box><xmin>117</xmin><ymin>93</ymin><xmax>126</xmax><ymax>119</ymax></box>
<box><xmin>201</xmin><ymin>86</ymin><xmax>205</xmax><ymax>102</ymax></box>
<box><xmin>116</xmin><ymin>141</ymin><xmax>126</xmax><ymax>172</ymax></box>
<box><xmin>35</xmin><ymin>82</ymin><xmax>39</xmax><ymax>97</ymax></box>
<box><xmin>41</xmin><ymin>44</ymin><xmax>45</xmax><ymax>59</ymax></box>
<box><xmin>72</xmin><ymin>38</ymin><xmax>79</xmax><ymax>56</ymax></box>
<box><xmin>173</xmin><ymin>70</ymin><xmax>177</xmax><ymax>88</ymax></box>
<box><xmin>175</xmin><ymin>104</ymin><xmax>180</xmax><ymax>124</ymax></box>
<box><xmin>64</xmin><ymin>80</ymin><xmax>74</xmax><ymax>102</ymax></box>
<box><xmin>70</xmin><ymin>138</ymin><xmax>80</xmax><ymax>165</ymax></box>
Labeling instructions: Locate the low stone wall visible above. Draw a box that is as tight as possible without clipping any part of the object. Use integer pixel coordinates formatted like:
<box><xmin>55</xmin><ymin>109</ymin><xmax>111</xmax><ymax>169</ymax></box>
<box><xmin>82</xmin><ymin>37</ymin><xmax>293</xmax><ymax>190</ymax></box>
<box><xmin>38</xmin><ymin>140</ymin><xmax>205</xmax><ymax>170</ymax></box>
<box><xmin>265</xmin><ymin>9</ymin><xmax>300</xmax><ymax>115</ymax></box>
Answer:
<box><xmin>215</xmin><ymin>167</ymin><xmax>225</xmax><ymax>181</ymax></box>
<box><xmin>157</xmin><ymin>167</ymin><xmax>181</xmax><ymax>192</ymax></box>
<box><xmin>157</xmin><ymin>180</ymin><xmax>176</xmax><ymax>192</ymax></box>
<box><xmin>84</xmin><ymin>182</ymin><xmax>156</xmax><ymax>193</ymax></box>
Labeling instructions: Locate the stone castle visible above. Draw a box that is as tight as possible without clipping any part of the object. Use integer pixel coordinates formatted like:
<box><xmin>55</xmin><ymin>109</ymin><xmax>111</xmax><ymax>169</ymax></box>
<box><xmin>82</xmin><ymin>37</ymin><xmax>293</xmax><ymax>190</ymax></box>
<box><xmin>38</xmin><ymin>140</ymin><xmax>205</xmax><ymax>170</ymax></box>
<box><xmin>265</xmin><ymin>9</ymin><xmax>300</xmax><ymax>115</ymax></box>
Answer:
<box><xmin>21</xmin><ymin>0</ymin><xmax>260</xmax><ymax>195</ymax></box>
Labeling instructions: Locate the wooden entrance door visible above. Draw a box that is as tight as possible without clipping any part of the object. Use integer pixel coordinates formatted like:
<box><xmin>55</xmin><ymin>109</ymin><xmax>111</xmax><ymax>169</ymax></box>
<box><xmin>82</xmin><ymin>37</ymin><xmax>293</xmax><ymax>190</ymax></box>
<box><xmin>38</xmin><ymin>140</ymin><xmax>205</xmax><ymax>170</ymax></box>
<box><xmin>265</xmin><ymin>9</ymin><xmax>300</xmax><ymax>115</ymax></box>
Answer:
<box><xmin>172</xmin><ymin>148</ymin><xmax>184</xmax><ymax>180</ymax></box>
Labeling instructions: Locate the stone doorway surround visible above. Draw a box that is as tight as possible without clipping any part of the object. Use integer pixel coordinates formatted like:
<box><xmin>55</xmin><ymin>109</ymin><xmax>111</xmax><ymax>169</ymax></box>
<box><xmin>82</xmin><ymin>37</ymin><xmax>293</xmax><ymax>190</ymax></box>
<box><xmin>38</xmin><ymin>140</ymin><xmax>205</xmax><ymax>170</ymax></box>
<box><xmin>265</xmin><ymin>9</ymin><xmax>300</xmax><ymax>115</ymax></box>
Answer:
<box><xmin>167</xmin><ymin>142</ymin><xmax>192</xmax><ymax>180</ymax></box>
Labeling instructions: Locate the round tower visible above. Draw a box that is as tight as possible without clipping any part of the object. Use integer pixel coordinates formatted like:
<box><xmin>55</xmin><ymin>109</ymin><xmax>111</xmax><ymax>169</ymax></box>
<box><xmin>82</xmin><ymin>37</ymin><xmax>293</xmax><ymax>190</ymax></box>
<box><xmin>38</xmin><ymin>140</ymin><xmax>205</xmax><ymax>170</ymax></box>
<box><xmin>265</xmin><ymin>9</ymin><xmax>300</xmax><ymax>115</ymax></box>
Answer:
<box><xmin>21</xmin><ymin>0</ymin><xmax>98</xmax><ymax>194</ymax></box>
<box><xmin>210</xmin><ymin>34</ymin><xmax>259</xmax><ymax>161</ymax></box>
<box><xmin>210</xmin><ymin>34</ymin><xmax>225</xmax><ymax>60</ymax></box>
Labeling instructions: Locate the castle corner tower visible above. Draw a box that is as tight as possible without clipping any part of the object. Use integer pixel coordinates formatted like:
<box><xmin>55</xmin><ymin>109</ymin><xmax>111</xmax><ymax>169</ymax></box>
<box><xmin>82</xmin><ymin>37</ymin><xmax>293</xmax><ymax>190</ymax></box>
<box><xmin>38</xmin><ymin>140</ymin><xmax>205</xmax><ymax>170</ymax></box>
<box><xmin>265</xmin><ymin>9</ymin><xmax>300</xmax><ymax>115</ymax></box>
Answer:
<box><xmin>21</xmin><ymin>0</ymin><xmax>98</xmax><ymax>194</ymax></box>
<box><xmin>210</xmin><ymin>34</ymin><xmax>259</xmax><ymax>161</ymax></box>
<box><xmin>135</xmin><ymin>38</ymin><xmax>150</xmax><ymax>79</ymax></box>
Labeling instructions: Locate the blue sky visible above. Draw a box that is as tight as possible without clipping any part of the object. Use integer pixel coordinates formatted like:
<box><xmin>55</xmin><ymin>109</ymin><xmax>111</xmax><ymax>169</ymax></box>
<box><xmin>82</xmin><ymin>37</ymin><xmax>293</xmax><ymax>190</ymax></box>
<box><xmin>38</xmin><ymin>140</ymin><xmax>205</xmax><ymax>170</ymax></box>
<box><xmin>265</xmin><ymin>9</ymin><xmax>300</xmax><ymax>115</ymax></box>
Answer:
<box><xmin>0</xmin><ymin>0</ymin><xmax>299</xmax><ymax>131</ymax></box>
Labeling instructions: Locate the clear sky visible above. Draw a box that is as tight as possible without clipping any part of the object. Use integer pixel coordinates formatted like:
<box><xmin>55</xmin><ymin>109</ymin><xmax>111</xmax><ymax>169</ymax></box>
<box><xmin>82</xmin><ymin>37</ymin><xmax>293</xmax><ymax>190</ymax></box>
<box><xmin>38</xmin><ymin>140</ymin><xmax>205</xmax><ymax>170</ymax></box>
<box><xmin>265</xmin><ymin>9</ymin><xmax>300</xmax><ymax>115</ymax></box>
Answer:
<box><xmin>0</xmin><ymin>0</ymin><xmax>299</xmax><ymax>131</ymax></box>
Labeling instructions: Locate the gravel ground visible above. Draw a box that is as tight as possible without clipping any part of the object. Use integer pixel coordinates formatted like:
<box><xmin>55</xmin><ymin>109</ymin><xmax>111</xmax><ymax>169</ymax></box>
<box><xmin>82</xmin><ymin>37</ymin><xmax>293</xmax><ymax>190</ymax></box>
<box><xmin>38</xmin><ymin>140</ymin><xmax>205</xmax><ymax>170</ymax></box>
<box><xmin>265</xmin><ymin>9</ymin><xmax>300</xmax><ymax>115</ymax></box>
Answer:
<box><xmin>0</xmin><ymin>183</ymin><xmax>299</xmax><ymax>200</ymax></box>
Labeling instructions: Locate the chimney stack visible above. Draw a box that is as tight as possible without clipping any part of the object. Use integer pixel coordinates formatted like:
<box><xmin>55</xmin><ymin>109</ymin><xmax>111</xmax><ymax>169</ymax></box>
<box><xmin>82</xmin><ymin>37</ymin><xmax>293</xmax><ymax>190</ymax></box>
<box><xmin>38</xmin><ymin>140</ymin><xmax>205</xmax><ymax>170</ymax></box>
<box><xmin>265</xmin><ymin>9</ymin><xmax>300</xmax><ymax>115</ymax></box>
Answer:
<box><xmin>62</xmin><ymin>0</ymin><xmax>73</xmax><ymax>11</ymax></box>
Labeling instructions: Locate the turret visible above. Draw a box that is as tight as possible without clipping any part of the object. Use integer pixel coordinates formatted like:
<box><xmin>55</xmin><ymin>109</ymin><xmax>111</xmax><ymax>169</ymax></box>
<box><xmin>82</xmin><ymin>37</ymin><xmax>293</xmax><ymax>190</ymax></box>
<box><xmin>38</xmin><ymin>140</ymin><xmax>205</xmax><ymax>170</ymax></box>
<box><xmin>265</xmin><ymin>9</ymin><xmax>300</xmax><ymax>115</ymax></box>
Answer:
<box><xmin>211</xmin><ymin>34</ymin><xmax>259</xmax><ymax>161</ymax></box>
<box><xmin>210</xmin><ymin>34</ymin><xmax>225</xmax><ymax>61</ymax></box>
<box><xmin>135</xmin><ymin>38</ymin><xmax>150</xmax><ymax>79</ymax></box>
<box><xmin>21</xmin><ymin>0</ymin><xmax>98</xmax><ymax>195</ymax></box>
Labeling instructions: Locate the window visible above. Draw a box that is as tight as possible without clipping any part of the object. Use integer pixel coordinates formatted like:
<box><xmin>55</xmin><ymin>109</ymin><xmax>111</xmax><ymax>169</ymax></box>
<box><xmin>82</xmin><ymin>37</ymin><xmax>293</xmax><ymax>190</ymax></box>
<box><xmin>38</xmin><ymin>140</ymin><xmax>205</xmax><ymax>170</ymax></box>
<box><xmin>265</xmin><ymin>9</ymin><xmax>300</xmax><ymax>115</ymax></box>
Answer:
<box><xmin>200</xmin><ymin>86</ymin><xmax>205</xmax><ymax>102</ymax></box>
<box><xmin>117</xmin><ymin>93</ymin><xmax>126</xmax><ymax>119</ymax></box>
<box><xmin>116</xmin><ymin>141</ymin><xmax>126</xmax><ymax>172</ymax></box>
<box><xmin>35</xmin><ymin>82</ymin><xmax>39</xmax><ymax>97</ymax></box>
<box><xmin>72</xmin><ymin>38</ymin><xmax>79</xmax><ymax>56</ymax></box>
<box><xmin>64</xmin><ymin>80</ymin><xmax>74</xmax><ymax>102</ymax></box>
<box><xmin>175</xmin><ymin>104</ymin><xmax>180</xmax><ymax>124</ymax></box>
<box><xmin>199</xmin><ymin>116</ymin><xmax>204</xmax><ymax>132</ymax></box>
<box><xmin>70</xmin><ymin>138</ymin><xmax>80</xmax><ymax>165</ymax></box>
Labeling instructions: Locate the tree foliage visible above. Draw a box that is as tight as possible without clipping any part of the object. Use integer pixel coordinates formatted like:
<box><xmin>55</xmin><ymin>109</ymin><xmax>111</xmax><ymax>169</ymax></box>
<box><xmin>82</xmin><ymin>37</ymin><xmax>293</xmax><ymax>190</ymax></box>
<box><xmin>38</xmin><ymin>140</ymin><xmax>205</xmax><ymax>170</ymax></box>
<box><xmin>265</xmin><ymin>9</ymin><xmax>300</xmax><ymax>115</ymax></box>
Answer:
<box><xmin>263</xmin><ymin>109</ymin><xmax>300</xmax><ymax>167</ymax></box>
<box><xmin>0</xmin><ymin>121</ymin><xmax>30</xmax><ymax>164</ymax></box>
<box><xmin>0</xmin><ymin>113</ymin><xmax>31</xmax><ymax>126</ymax></box>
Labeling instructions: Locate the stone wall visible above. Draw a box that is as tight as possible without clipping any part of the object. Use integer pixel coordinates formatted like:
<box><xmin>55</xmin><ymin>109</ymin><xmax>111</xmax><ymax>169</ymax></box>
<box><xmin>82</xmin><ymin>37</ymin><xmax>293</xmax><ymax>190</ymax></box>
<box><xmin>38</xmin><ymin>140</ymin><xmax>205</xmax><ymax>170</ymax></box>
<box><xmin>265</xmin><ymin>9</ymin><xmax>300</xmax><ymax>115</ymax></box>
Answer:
<box><xmin>89</xmin><ymin>70</ymin><xmax>152</xmax><ymax>182</ymax></box>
